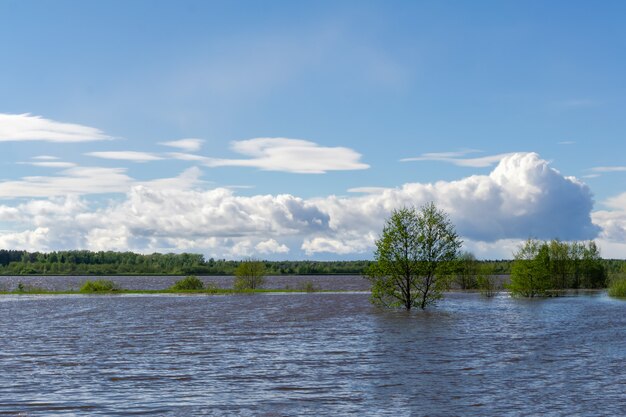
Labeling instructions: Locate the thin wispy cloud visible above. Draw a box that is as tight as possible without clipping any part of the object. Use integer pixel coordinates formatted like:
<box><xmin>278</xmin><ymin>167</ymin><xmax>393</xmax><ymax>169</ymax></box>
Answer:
<box><xmin>86</xmin><ymin>151</ymin><xmax>164</xmax><ymax>163</ymax></box>
<box><xmin>0</xmin><ymin>167</ymin><xmax>133</xmax><ymax>198</ymax></box>
<box><xmin>159</xmin><ymin>138</ymin><xmax>205</xmax><ymax>152</ymax></box>
<box><xmin>168</xmin><ymin>152</ymin><xmax>209</xmax><ymax>162</ymax></box>
<box><xmin>558</xmin><ymin>141</ymin><xmax>576</xmax><ymax>145</ymax></box>
<box><xmin>171</xmin><ymin>138</ymin><xmax>369</xmax><ymax>174</ymax></box>
<box><xmin>590</xmin><ymin>166</ymin><xmax>626</xmax><ymax>173</ymax></box>
<box><xmin>32</xmin><ymin>155</ymin><xmax>60</xmax><ymax>160</ymax></box>
<box><xmin>0</xmin><ymin>166</ymin><xmax>203</xmax><ymax>199</ymax></box>
<box><xmin>401</xmin><ymin>150</ymin><xmax>515</xmax><ymax>168</ymax></box>
<box><xmin>0</xmin><ymin>113</ymin><xmax>111</xmax><ymax>142</ymax></box>
<box><xmin>25</xmin><ymin>161</ymin><xmax>77</xmax><ymax>168</ymax></box>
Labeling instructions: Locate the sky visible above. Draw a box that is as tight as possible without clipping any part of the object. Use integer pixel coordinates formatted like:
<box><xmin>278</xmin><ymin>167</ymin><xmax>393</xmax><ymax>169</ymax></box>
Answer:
<box><xmin>0</xmin><ymin>0</ymin><xmax>625</xmax><ymax>260</ymax></box>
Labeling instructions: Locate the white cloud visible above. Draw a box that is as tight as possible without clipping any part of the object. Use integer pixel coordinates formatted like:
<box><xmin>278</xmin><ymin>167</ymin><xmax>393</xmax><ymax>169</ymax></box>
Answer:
<box><xmin>592</xmin><ymin>192</ymin><xmax>626</xmax><ymax>248</ymax></box>
<box><xmin>255</xmin><ymin>239</ymin><xmax>289</xmax><ymax>254</ymax></box>
<box><xmin>24</xmin><ymin>161</ymin><xmax>77</xmax><ymax>168</ymax></box>
<box><xmin>0</xmin><ymin>166</ymin><xmax>203</xmax><ymax>198</ymax></box>
<box><xmin>32</xmin><ymin>155</ymin><xmax>60</xmax><ymax>160</ymax></box>
<box><xmin>310</xmin><ymin>152</ymin><xmax>598</xmax><ymax>251</ymax></box>
<box><xmin>590</xmin><ymin>166</ymin><xmax>626</xmax><ymax>173</ymax></box>
<box><xmin>0</xmin><ymin>152</ymin><xmax>603</xmax><ymax>259</ymax></box>
<box><xmin>159</xmin><ymin>138</ymin><xmax>204</xmax><ymax>152</ymax></box>
<box><xmin>203</xmin><ymin>138</ymin><xmax>369</xmax><ymax>174</ymax></box>
<box><xmin>401</xmin><ymin>151</ymin><xmax>516</xmax><ymax>168</ymax></box>
<box><xmin>86</xmin><ymin>151</ymin><xmax>163</xmax><ymax>162</ymax></box>
<box><xmin>169</xmin><ymin>152</ymin><xmax>211</xmax><ymax>162</ymax></box>
<box><xmin>0</xmin><ymin>113</ymin><xmax>111</xmax><ymax>142</ymax></box>
<box><xmin>0</xmin><ymin>167</ymin><xmax>133</xmax><ymax>198</ymax></box>
<box><xmin>301</xmin><ymin>233</ymin><xmax>376</xmax><ymax>256</ymax></box>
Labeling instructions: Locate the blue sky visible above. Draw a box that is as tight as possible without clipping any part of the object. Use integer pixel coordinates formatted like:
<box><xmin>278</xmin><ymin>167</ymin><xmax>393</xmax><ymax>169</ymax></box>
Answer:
<box><xmin>1</xmin><ymin>0</ymin><xmax>625</xmax><ymax>259</ymax></box>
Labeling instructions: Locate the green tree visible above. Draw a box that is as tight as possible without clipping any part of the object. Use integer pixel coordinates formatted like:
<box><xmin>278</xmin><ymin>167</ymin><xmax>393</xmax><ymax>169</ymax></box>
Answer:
<box><xmin>234</xmin><ymin>258</ymin><xmax>266</xmax><ymax>290</ymax></box>
<box><xmin>367</xmin><ymin>203</ymin><xmax>462</xmax><ymax>310</ymax></box>
<box><xmin>508</xmin><ymin>239</ymin><xmax>552</xmax><ymax>297</ymax></box>
<box><xmin>548</xmin><ymin>239</ymin><xmax>570</xmax><ymax>289</ymax></box>
<box><xmin>476</xmin><ymin>263</ymin><xmax>499</xmax><ymax>297</ymax></box>
<box><xmin>580</xmin><ymin>241</ymin><xmax>607</xmax><ymax>288</ymax></box>
<box><xmin>455</xmin><ymin>251</ymin><xmax>479</xmax><ymax>289</ymax></box>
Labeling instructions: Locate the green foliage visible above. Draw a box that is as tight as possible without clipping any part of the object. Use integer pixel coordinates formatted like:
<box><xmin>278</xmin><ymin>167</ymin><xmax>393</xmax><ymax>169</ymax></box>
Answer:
<box><xmin>608</xmin><ymin>276</ymin><xmax>626</xmax><ymax>298</ymax></box>
<box><xmin>234</xmin><ymin>259</ymin><xmax>266</xmax><ymax>290</ymax></box>
<box><xmin>549</xmin><ymin>239</ymin><xmax>570</xmax><ymax>289</ymax></box>
<box><xmin>454</xmin><ymin>251</ymin><xmax>479</xmax><ymax>289</ymax></box>
<box><xmin>170</xmin><ymin>275</ymin><xmax>204</xmax><ymax>291</ymax></box>
<box><xmin>509</xmin><ymin>239</ymin><xmax>608</xmax><ymax>297</ymax></box>
<box><xmin>299</xmin><ymin>280</ymin><xmax>318</xmax><ymax>292</ymax></box>
<box><xmin>0</xmin><ymin>249</ymin><xmax>376</xmax><ymax>276</ymax></box>
<box><xmin>368</xmin><ymin>203</ymin><xmax>462</xmax><ymax>310</ymax></box>
<box><xmin>508</xmin><ymin>239</ymin><xmax>552</xmax><ymax>297</ymax></box>
<box><xmin>80</xmin><ymin>280</ymin><xmax>119</xmax><ymax>293</ymax></box>
<box><xmin>476</xmin><ymin>264</ymin><xmax>499</xmax><ymax>297</ymax></box>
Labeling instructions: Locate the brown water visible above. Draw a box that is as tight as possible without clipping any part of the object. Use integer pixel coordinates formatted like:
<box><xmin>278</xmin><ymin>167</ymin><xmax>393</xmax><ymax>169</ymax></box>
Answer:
<box><xmin>0</xmin><ymin>290</ymin><xmax>625</xmax><ymax>416</ymax></box>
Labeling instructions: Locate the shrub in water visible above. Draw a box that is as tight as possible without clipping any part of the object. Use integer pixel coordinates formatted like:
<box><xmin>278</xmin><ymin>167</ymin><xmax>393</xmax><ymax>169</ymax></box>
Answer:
<box><xmin>608</xmin><ymin>277</ymin><xmax>626</xmax><ymax>298</ymax></box>
<box><xmin>80</xmin><ymin>280</ymin><xmax>119</xmax><ymax>293</ymax></box>
<box><xmin>299</xmin><ymin>280</ymin><xmax>318</xmax><ymax>292</ymax></box>
<box><xmin>170</xmin><ymin>275</ymin><xmax>204</xmax><ymax>291</ymax></box>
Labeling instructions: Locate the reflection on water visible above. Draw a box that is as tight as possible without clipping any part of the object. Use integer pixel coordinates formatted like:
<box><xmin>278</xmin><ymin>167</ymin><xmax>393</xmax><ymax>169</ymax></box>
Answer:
<box><xmin>0</xmin><ymin>291</ymin><xmax>624</xmax><ymax>416</ymax></box>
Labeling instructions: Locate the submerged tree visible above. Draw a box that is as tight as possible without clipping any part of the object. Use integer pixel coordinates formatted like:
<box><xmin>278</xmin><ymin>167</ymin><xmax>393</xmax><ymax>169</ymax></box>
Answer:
<box><xmin>367</xmin><ymin>203</ymin><xmax>462</xmax><ymax>310</ymax></box>
<box><xmin>234</xmin><ymin>258</ymin><xmax>266</xmax><ymax>290</ymax></box>
<box><xmin>508</xmin><ymin>239</ymin><xmax>552</xmax><ymax>297</ymax></box>
<box><xmin>476</xmin><ymin>263</ymin><xmax>499</xmax><ymax>297</ymax></box>
<box><xmin>455</xmin><ymin>251</ymin><xmax>479</xmax><ymax>290</ymax></box>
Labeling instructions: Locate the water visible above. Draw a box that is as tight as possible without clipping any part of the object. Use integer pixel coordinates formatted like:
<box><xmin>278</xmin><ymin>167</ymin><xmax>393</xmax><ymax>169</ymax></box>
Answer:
<box><xmin>0</xmin><ymin>275</ymin><xmax>370</xmax><ymax>292</ymax></box>
<box><xmin>1</xmin><ymin>290</ymin><xmax>625</xmax><ymax>416</ymax></box>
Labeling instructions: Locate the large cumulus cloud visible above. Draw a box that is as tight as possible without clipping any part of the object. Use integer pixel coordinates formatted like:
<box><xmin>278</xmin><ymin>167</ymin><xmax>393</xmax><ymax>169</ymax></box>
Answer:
<box><xmin>311</xmin><ymin>153</ymin><xmax>598</xmax><ymax>247</ymax></box>
<box><xmin>0</xmin><ymin>153</ymin><xmax>601</xmax><ymax>258</ymax></box>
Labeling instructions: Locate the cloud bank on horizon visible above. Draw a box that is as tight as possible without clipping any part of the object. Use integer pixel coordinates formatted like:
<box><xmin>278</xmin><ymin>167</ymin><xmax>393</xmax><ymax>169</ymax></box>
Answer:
<box><xmin>1</xmin><ymin>144</ymin><xmax>620</xmax><ymax>259</ymax></box>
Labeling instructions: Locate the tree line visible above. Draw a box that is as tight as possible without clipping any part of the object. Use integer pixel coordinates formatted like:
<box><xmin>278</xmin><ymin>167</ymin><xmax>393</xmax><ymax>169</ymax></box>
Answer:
<box><xmin>0</xmin><ymin>248</ymin><xmax>622</xmax><ymax>278</ymax></box>
<box><xmin>0</xmin><ymin>250</ymin><xmax>373</xmax><ymax>275</ymax></box>
<box><xmin>508</xmin><ymin>239</ymin><xmax>607</xmax><ymax>297</ymax></box>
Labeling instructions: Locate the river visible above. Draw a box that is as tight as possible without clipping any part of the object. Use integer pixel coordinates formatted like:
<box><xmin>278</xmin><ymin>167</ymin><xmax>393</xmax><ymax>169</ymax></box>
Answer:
<box><xmin>0</xmin><ymin>277</ymin><xmax>624</xmax><ymax>416</ymax></box>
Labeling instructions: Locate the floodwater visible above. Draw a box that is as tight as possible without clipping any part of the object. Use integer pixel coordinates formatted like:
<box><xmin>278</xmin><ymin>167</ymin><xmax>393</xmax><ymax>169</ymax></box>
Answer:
<box><xmin>0</xmin><ymin>274</ymin><xmax>371</xmax><ymax>292</ymax></box>
<box><xmin>1</xmin><ymin>289</ymin><xmax>625</xmax><ymax>416</ymax></box>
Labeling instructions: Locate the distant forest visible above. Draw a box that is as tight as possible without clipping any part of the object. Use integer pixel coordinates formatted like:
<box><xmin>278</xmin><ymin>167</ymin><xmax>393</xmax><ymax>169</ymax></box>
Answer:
<box><xmin>0</xmin><ymin>249</ymin><xmax>624</xmax><ymax>276</ymax></box>
<box><xmin>0</xmin><ymin>249</ymin><xmax>512</xmax><ymax>276</ymax></box>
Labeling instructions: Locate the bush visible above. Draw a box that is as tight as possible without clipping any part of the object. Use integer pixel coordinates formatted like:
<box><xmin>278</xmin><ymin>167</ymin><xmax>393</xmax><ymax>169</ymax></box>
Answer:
<box><xmin>608</xmin><ymin>277</ymin><xmax>626</xmax><ymax>298</ymax></box>
<box><xmin>476</xmin><ymin>264</ymin><xmax>498</xmax><ymax>297</ymax></box>
<box><xmin>14</xmin><ymin>282</ymin><xmax>47</xmax><ymax>293</ymax></box>
<box><xmin>508</xmin><ymin>239</ymin><xmax>552</xmax><ymax>297</ymax></box>
<box><xmin>170</xmin><ymin>275</ymin><xmax>204</xmax><ymax>291</ymax></box>
<box><xmin>80</xmin><ymin>280</ymin><xmax>119</xmax><ymax>293</ymax></box>
<box><xmin>234</xmin><ymin>259</ymin><xmax>266</xmax><ymax>290</ymax></box>
<box><xmin>299</xmin><ymin>280</ymin><xmax>318</xmax><ymax>292</ymax></box>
